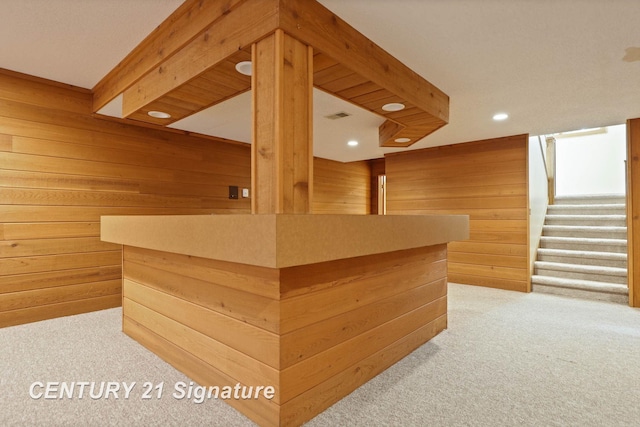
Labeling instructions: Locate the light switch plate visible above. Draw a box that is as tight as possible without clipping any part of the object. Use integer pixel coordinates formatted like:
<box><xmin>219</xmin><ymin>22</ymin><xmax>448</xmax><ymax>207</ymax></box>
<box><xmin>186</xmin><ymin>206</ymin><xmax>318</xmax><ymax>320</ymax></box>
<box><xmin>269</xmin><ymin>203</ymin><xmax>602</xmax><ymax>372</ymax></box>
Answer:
<box><xmin>229</xmin><ymin>186</ymin><xmax>238</xmax><ymax>199</ymax></box>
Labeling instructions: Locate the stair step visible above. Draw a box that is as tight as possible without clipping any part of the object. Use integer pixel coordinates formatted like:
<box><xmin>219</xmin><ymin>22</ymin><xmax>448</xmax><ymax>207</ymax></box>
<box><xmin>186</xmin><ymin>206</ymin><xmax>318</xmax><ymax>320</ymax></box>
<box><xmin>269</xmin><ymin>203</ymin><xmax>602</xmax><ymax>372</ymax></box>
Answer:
<box><xmin>535</xmin><ymin>194</ymin><xmax>629</xmax><ymax>302</ymax></box>
<box><xmin>532</xmin><ymin>275</ymin><xmax>628</xmax><ymax>304</ymax></box>
<box><xmin>542</xmin><ymin>225</ymin><xmax>627</xmax><ymax>239</ymax></box>
<box><xmin>553</xmin><ymin>194</ymin><xmax>626</xmax><ymax>205</ymax></box>
<box><xmin>536</xmin><ymin>248</ymin><xmax>627</xmax><ymax>268</ymax></box>
<box><xmin>534</xmin><ymin>261</ymin><xmax>627</xmax><ymax>284</ymax></box>
<box><xmin>540</xmin><ymin>236</ymin><xmax>627</xmax><ymax>253</ymax></box>
<box><xmin>531</xmin><ymin>275</ymin><xmax>628</xmax><ymax>294</ymax></box>
<box><xmin>547</xmin><ymin>204</ymin><xmax>626</xmax><ymax>215</ymax></box>
<box><xmin>544</xmin><ymin>214</ymin><xmax>626</xmax><ymax>227</ymax></box>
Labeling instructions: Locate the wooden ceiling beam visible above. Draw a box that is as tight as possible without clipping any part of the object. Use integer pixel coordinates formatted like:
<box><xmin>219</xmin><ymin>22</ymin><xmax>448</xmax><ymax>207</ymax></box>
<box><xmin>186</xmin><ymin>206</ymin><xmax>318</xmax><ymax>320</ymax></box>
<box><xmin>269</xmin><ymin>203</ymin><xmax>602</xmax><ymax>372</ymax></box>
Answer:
<box><xmin>278</xmin><ymin>0</ymin><xmax>449</xmax><ymax>146</ymax></box>
<box><xmin>121</xmin><ymin>0</ymin><xmax>279</xmax><ymax>118</ymax></box>
<box><xmin>91</xmin><ymin>0</ymin><xmax>247</xmax><ymax>113</ymax></box>
<box><xmin>92</xmin><ymin>0</ymin><xmax>450</xmax><ymax>148</ymax></box>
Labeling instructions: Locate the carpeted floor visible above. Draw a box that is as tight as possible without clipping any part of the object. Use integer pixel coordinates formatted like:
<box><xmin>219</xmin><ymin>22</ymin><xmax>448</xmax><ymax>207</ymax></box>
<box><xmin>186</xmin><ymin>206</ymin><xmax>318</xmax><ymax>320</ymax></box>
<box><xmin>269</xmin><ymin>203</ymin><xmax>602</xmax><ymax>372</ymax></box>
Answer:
<box><xmin>1</xmin><ymin>283</ymin><xmax>639</xmax><ymax>426</ymax></box>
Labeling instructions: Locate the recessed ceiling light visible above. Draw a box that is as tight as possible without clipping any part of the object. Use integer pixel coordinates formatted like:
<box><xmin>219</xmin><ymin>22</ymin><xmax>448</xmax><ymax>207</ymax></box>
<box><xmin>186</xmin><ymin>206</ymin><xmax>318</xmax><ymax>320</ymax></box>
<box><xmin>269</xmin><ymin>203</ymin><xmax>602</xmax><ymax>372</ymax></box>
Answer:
<box><xmin>235</xmin><ymin>61</ymin><xmax>252</xmax><ymax>76</ymax></box>
<box><xmin>493</xmin><ymin>113</ymin><xmax>509</xmax><ymax>121</ymax></box>
<box><xmin>382</xmin><ymin>103</ymin><xmax>405</xmax><ymax>112</ymax></box>
<box><xmin>347</xmin><ymin>140</ymin><xmax>359</xmax><ymax>147</ymax></box>
<box><xmin>394</xmin><ymin>138</ymin><xmax>411</xmax><ymax>143</ymax></box>
<box><xmin>148</xmin><ymin>111</ymin><xmax>171</xmax><ymax>119</ymax></box>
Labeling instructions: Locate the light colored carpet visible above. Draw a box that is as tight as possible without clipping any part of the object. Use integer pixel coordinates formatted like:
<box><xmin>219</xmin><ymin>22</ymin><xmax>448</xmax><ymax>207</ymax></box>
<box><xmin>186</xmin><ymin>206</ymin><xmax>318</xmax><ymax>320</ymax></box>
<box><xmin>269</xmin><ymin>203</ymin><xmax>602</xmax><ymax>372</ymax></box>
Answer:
<box><xmin>2</xmin><ymin>283</ymin><xmax>640</xmax><ymax>426</ymax></box>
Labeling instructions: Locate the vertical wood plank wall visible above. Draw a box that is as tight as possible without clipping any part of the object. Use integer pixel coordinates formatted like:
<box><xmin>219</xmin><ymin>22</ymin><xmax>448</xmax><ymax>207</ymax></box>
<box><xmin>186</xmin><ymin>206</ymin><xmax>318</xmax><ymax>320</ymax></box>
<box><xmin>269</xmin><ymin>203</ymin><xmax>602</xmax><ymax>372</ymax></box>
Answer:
<box><xmin>385</xmin><ymin>135</ymin><xmax>530</xmax><ymax>292</ymax></box>
<box><xmin>0</xmin><ymin>70</ymin><xmax>371</xmax><ymax>327</ymax></box>
<box><xmin>627</xmin><ymin>118</ymin><xmax>640</xmax><ymax>307</ymax></box>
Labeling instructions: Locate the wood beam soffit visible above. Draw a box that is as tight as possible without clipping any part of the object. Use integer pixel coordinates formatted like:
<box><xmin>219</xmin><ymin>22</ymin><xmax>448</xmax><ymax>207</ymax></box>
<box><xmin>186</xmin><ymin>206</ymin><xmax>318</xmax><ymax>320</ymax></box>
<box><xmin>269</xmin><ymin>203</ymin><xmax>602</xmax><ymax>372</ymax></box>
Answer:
<box><xmin>92</xmin><ymin>0</ymin><xmax>450</xmax><ymax>148</ymax></box>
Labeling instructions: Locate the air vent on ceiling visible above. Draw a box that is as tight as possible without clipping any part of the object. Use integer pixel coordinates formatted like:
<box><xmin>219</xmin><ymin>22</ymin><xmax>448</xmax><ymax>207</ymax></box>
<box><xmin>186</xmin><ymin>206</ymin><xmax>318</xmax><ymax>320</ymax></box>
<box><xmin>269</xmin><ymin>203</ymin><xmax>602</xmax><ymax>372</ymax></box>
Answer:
<box><xmin>324</xmin><ymin>111</ymin><xmax>351</xmax><ymax>120</ymax></box>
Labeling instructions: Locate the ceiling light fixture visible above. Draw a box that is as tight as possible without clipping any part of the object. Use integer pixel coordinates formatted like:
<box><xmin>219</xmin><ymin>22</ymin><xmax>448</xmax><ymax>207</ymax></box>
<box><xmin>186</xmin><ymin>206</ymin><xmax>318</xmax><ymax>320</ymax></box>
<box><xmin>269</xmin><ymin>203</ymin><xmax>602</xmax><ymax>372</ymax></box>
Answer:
<box><xmin>394</xmin><ymin>138</ymin><xmax>411</xmax><ymax>143</ymax></box>
<box><xmin>493</xmin><ymin>112</ymin><xmax>509</xmax><ymax>121</ymax></box>
<box><xmin>148</xmin><ymin>111</ymin><xmax>172</xmax><ymax>119</ymax></box>
<box><xmin>347</xmin><ymin>140</ymin><xmax>359</xmax><ymax>147</ymax></box>
<box><xmin>382</xmin><ymin>102</ymin><xmax>405</xmax><ymax>112</ymax></box>
<box><xmin>235</xmin><ymin>61</ymin><xmax>252</xmax><ymax>76</ymax></box>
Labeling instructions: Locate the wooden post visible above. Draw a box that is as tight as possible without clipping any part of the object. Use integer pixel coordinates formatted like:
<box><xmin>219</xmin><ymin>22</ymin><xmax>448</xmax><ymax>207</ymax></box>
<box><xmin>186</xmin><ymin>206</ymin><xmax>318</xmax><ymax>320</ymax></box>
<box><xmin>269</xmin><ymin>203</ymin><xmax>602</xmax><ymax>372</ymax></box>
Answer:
<box><xmin>251</xmin><ymin>29</ymin><xmax>313</xmax><ymax>214</ymax></box>
<box><xmin>546</xmin><ymin>136</ymin><xmax>556</xmax><ymax>205</ymax></box>
<box><xmin>627</xmin><ymin>118</ymin><xmax>640</xmax><ymax>307</ymax></box>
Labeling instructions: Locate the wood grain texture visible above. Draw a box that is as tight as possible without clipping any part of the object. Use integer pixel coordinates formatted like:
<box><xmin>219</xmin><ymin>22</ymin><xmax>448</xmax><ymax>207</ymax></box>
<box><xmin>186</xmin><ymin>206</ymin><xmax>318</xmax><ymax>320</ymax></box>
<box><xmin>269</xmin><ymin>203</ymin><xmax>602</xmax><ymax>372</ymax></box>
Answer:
<box><xmin>0</xmin><ymin>294</ymin><xmax>121</xmax><ymax>328</ymax></box>
<box><xmin>0</xmin><ymin>69</ymin><xmax>91</xmax><ymax>114</ymax></box>
<box><xmin>279</xmin><ymin>296</ymin><xmax>446</xmax><ymax>403</ymax></box>
<box><xmin>1</xmin><ymin>69</ymin><xmax>375</xmax><ymax>327</ymax></box>
<box><xmin>280</xmin><ymin>314</ymin><xmax>446</xmax><ymax>426</ymax></box>
<box><xmin>124</xmin><ymin>297</ymin><xmax>280</xmax><ymax>400</ymax></box>
<box><xmin>313</xmin><ymin>157</ymin><xmax>370</xmax><ymax>214</ymax></box>
<box><xmin>125</xmin><ymin>49</ymin><xmax>252</xmax><ymax>125</ymax></box>
<box><xmin>0</xmin><ymin>70</ymin><xmax>250</xmax><ymax>327</ymax></box>
<box><xmin>96</xmin><ymin>0</ymin><xmax>447</xmax><ymax>147</ymax></box>
<box><xmin>627</xmin><ymin>118</ymin><xmax>639</xmax><ymax>307</ymax></box>
<box><xmin>123</xmin><ymin>260</ymin><xmax>281</xmax><ymax>333</ymax></box>
<box><xmin>120</xmin><ymin>242</ymin><xmax>448</xmax><ymax>426</ymax></box>
<box><xmin>92</xmin><ymin>0</ymin><xmax>247</xmax><ymax>112</ymax></box>
<box><xmin>279</xmin><ymin>0</ymin><xmax>448</xmax><ymax>146</ymax></box>
<box><xmin>125</xmin><ymin>278</ymin><xmax>280</xmax><ymax>368</ymax></box>
<box><xmin>0</xmin><ymin>280</ymin><xmax>122</xmax><ymax>312</ymax></box>
<box><xmin>124</xmin><ymin>246</ymin><xmax>281</xmax><ymax>300</ymax></box>
<box><xmin>386</xmin><ymin>134</ymin><xmax>530</xmax><ymax>292</ymax></box>
<box><xmin>279</xmin><ymin>248</ymin><xmax>447</xmax><ymax>333</ymax></box>
<box><xmin>252</xmin><ymin>30</ymin><xmax>313</xmax><ymax>214</ymax></box>
<box><xmin>123</xmin><ymin>316</ymin><xmax>281</xmax><ymax>427</ymax></box>
<box><xmin>279</xmin><ymin>278</ymin><xmax>446</xmax><ymax>368</ymax></box>
<box><xmin>122</xmin><ymin>0</ymin><xmax>278</xmax><ymax>118</ymax></box>
<box><xmin>0</xmin><ymin>266</ymin><xmax>121</xmax><ymax>293</ymax></box>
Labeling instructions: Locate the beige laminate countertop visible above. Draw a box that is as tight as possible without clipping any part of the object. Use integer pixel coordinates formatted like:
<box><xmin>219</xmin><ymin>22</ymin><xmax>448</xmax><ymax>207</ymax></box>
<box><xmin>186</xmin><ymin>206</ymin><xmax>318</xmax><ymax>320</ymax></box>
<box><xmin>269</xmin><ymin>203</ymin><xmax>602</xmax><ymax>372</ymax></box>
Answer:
<box><xmin>101</xmin><ymin>214</ymin><xmax>469</xmax><ymax>268</ymax></box>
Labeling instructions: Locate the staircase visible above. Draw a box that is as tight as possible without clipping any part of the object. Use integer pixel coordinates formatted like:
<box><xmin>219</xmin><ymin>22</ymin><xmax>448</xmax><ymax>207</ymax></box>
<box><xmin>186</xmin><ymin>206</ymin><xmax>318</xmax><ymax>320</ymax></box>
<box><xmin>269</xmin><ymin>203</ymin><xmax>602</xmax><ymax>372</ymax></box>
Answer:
<box><xmin>532</xmin><ymin>194</ymin><xmax>628</xmax><ymax>303</ymax></box>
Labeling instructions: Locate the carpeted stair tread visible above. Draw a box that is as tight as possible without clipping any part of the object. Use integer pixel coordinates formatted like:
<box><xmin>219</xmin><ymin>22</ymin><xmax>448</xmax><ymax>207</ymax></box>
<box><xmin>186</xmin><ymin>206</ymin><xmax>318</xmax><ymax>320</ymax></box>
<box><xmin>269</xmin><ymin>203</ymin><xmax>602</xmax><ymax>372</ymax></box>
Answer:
<box><xmin>548</xmin><ymin>203</ymin><xmax>625</xmax><ymax>209</ymax></box>
<box><xmin>540</xmin><ymin>236</ymin><xmax>627</xmax><ymax>246</ymax></box>
<box><xmin>534</xmin><ymin>261</ymin><xmax>627</xmax><ymax>277</ymax></box>
<box><xmin>553</xmin><ymin>194</ymin><xmax>626</xmax><ymax>205</ymax></box>
<box><xmin>531</xmin><ymin>275</ymin><xmax>628</xmax><ymax>295</ymax></box>
<box><xmin>536</xmin><ymin>249</ymin><xmax>627</xmax><ymax>269</ymax></box>
<box><xmin>536</xmin><ymin>249</ymin><xmax>627</xmax><ymax>268</ymax></box>
<box><xmin>542</xmin><ymin>225</ymin><xmax>626</xmax><ymax>232</ymax></box>
<box><xmin>541</xmin><ymin>225</ymin><xmax>627</xmax><ymax>239</ymax></box>
<box><xmin>536</xmin><ymin>248</ymin><xmax>627</xmax><ymax>261</ymax></box>
<box><xmin>544</xmin><ymin>214</ymin><xmax>626</xmax><ymax>220</ymax></box>
<box><xmin>534</xmin><ymin>195</ymin><xmax>629</xmax><ymax>301</ymax></box>
<box><xmin>544</xmin><ymin>215</ymin><xmax>626</xmax><ymax>226</ymax></box>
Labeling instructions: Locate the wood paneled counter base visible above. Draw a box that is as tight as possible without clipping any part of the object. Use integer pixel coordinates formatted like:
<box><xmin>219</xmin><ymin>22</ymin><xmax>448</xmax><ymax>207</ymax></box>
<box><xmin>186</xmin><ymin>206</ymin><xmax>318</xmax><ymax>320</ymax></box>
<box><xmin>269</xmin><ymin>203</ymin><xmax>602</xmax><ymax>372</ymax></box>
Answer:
<box><xmin>101</xmin><ymin>214</ymin><xmax>468</xmax><ymax>426</ymax></box>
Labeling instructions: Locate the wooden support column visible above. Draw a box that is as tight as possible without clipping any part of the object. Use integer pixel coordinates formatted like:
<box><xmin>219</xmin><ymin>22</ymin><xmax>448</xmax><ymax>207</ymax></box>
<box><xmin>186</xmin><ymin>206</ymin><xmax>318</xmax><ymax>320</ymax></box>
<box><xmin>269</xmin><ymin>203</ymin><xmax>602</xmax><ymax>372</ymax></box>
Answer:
<box><xmin>252</xmin><ymin>29</ymin><xmax>313</xmax><ymax>214</ymax></box>
<box><xmin>627</xmin><ymin>118</ymin><xmax>640</xmax><ymax>307</ymax></box>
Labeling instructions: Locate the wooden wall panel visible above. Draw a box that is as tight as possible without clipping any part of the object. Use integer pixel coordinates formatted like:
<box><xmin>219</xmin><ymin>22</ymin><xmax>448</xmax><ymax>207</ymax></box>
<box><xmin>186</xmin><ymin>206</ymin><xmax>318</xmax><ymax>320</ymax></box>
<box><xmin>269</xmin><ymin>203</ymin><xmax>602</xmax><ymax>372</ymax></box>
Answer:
<box><xmin>120</xmin><ymin>242</ymin><xmax>447</xmax><ymax>426</ymax></box>
<box><xmin>0</xmin><ymin>69</ymin><xmax>371</xmax><ymax>327</ymax></box>
<box><xmin>313</xmin><ymin>157</ymin><xmax>370</xmax><ymax>214</ymax></box>
<box><xmin>386</xmin><ymin>135</ymin><xmax>530</xmax><ymax>292</ymax></box>
<box><xmin>122</xmin><ymin>316</ymin><xmax>280</xmax><ymax>427</ymax></box>
<box><xmin>0</xmin><ymin>70</ymin><xmax>251</xmax><ymax>327</ymax></box>
<box><xmin>280</xmin><ymin>244</ymin><xmax>447</xmax><ymax>425</ymax></box>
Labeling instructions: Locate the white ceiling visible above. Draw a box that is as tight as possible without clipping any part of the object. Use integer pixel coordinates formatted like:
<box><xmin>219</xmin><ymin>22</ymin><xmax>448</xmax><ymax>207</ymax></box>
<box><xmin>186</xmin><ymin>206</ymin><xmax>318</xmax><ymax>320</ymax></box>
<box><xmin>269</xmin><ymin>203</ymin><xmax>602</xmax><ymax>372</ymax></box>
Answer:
<box><xmin>1</xmin><ymin>0</ymin><xmax>639</xmax><ymax>162</ymax></box>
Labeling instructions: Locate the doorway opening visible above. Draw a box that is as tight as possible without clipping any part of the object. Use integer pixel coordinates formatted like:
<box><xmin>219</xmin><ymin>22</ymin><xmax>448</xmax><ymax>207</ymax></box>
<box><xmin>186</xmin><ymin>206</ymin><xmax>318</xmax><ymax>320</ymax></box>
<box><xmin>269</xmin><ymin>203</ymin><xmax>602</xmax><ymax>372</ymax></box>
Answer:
<box><xmin>531</xmin><ymin>124</ymin><xmax>629</xmax><ymax>303</ymax></box>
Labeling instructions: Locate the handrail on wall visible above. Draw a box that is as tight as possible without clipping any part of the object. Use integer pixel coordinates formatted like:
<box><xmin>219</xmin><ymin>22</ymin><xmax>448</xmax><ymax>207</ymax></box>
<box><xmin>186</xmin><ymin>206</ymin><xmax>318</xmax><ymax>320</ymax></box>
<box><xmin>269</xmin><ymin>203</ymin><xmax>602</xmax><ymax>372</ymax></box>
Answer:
<box><xmin>542</xmin><ymin>135</ymin><xmax>556</xmax><ymax>205</ymax></box>
<box><xmin>537</xmin><ymin>135</ymin><xmax>548</xmax><ymax>179</ymax></box>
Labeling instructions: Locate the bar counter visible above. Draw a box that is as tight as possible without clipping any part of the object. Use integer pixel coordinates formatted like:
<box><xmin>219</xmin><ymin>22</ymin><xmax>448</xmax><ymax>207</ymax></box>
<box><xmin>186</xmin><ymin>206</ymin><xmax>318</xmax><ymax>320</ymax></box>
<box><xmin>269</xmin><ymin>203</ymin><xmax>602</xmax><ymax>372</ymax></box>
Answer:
<box><xmin>101</xmin><ymin>214</ymin><xmax>468</xmax><ymax>426</ymax></box>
